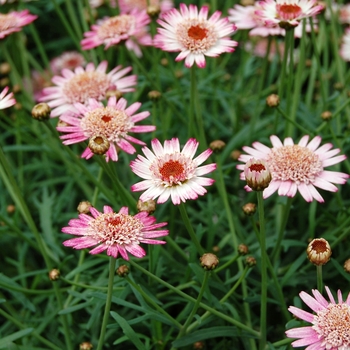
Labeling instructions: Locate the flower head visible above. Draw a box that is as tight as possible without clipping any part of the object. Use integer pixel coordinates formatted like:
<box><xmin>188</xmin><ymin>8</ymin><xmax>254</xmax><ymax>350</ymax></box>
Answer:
<box><xmin>255</xmin><ymin>0</ymin><xmax>324</xmax><ymax>29</ymax></box>
<box><xmin>0</xmin><ymin>86</ymin><xmax>16</xmax><ymax>110</ymax></box>
<box><xmin>130</xmin><ymin>138</ymin><xmax>216</xmax><ymax>205</ymax></box>
<box><xmin>0</xmin><ymin>10</ymin><xmax>37</xmax><ymax>39</ymax></box>
<box><xmin>306</xmin><ymin>238</ymin><xmax>332</xmax><ymax>266</ymax></box>
<box><xmin>40</xmin><ymin>61</ymin><xmax>136</xmax><ymax>117</ymax></box>
<box><xmin>244</xmin><ymin>158</ymin><xmax>272</xmax><ymax>191</ymax></box>
<box><xmin>57</xmin><ymin>96</ymin><xmax>154</xmax><ymax>162</ymax></box>
<box><xmin>237</xmin><ymin>135</ymin><xmax>349</xmax><ymax>202</ymax></box>
<box><xmin>154</xmin><ymin>3</ymin><xmax>238</xmax><ymax>68</ymax></box>
<box><xmin>50</xmin><ymin>51</ymin><xmax>86</xmax><ymax>75</ymax></box>
<box><xmin>62</xmin><ymin>205</ymin><xmax>168</xmax><ymax>260</ymax></box>
<box><xmin>81</xmin><ymin>9</ymin><xmax>152</xmax><ymax>57</ymax></box>
<box><xmin>286</xmin><ymin>287</ymin><xmax>350</xmax><ymax>349</ymax></box>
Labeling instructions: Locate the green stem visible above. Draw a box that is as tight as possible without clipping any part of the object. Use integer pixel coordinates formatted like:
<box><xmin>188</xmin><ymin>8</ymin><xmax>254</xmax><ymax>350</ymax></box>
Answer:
<box><xmin>178</xmin><ymin>203</ymin><xmax>204</xmax><ymax>255</ymax></box>
<box><xmin>316</xmin><ymin>265</ymin><xmax>323</xmax><ymax>292</ymax></box>
<box><xmin>257</xmin><ymin>191</ymin><xmax>267</xmax><ymax>350</ymax></box>
<box><xmin>214</xmin><ymin>254</ymin><xmax>239</xmax><ymax>274</ymax></box>
<box><xmin>128</xmin><ymin>260</ymin><xmax>260</xmax><ymax>337</ymax></box>
<box><xmin>96</xmin><ymin>257</ymin><xmax>116</xmax><ymax>350</ymax></box>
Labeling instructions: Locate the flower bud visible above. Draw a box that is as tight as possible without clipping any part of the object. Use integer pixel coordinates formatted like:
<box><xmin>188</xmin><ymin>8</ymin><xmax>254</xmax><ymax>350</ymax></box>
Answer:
<box><xmin>88</xmin><ymin>135</ymin><xmax>110</xmax><ymax>155</ymax></box>
<box><xmin>49</xmin><ymin>269</ymin><xmax>60</xmax><ymax>281</ymax></box>
<box><xmin>0</xmin><ymin>62</ymin><xmax>11</xmax><ymax>75</ymax></box>
<box><xmin>31</xmin><ymin>103</ymin><xmax>51</xmax><ymax>121</ymax></box>
<box><xmin>193</xmin><ymin>341</ymin><xmax>205</xmax><ymax>349</ymax></box>
<box><xmin>77</xmin><ymin>201</ymin><xmax>92</xmax><ymax>214</ymax></box>
<box><xmin>6</xmin><ymin>204</ymin><xmax>15</xmax><ymax>214</ymax></box>
<box><xmin>238</xmin><ymin>244</ymin><xmax>249</xmax><ymax>256</ymax></box>
<box><xmin>242</xmin><ymin>203</ymin><xmax>256</xmax><ymax>216</ymax></box>
<box><xmin>245</xmin><ymin>256</ymin><xmax>256</xmax><ymax>267</ymax></box>
<box><xmin>147</xmin><ymin>5</ymin><xmax>161</xmax><ymax>17</ymax></box>
<box><xmin>106</xmin><ymin>88</ymin><xmax>123</xmax><ymax>100</ymax></box>
<box><xmin>230</xmin><ymin>150</ymin><xmax>241</xmax><ymax>161</ymax></box>
<box><xmin>148</xmin><ymin>90</ymin><xmax>162</xmax><ymax>101</ymax></box>
<box><xmin>244</xmin><ymin>159</ymin><xmax>271</xmax><ymax>191</ymax></box>
<box><xmin>137</xmin><ymin>199</ymin><xmax>156</xmax><ymax>214</ymax></box>
<box><xmin>321</xmin><ymin>111</ymin><xmax>332</xmax><ymax>121</ymax></box>
<box><xmin>80</xmin><ymin>342</ymin><xmax>93</xmax><ymax>350</ymax></box>
<box><xmin>200</xmin><ymin>253</ymin><xmax>219</xmax><ymax>270</ymax></box>
<box><xmin>116</xmin><ymin>265</ymin><xmax>130</xmax><ymax>277</ymax></box>
<box><xmin>344</xmin><ymin>259</ymin><xmax>350</xmax><ymax>273</ymax></box>
<box><xmin>266</xmin><ymin>94</ymin><xmax>280</xmax><ymax>107</ymax></box>
<box><xmin>209</xmin><ymin>140</ymin><xmax>226</xmax><ymax>153</ymax></box>
<box><xmin>306</xmin><ymin>238</ymin><xmax>332</xmax><ymax>266</ymax></box>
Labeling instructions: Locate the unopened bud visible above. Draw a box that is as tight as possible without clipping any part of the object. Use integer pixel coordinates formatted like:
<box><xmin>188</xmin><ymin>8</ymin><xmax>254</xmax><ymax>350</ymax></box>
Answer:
<box><xmin>266</xmin><ymin>94</ymin><xmax>280</xmax><ymax>107</ymax></box>
<box><xmin>241</xmin><ymin>0</ymin><xmax>255</xmax><ymax>5</ymax></box>
<box><xmin>148</xmin><ymin>90</ymin><xmax>162</xmax><ymax>101</ymax></box>
<box><xmin>88</xmin><ymin>135</ymin><xmax>110</xmax><ymax>155</ymax></box>
<box><xmin>49</xmin><ymin>269</ymin><xmax>60</xmax><ymax>281</ymax></box>
<box><xmin>147</xmin><ymin>5</ymin><xmax>161</xmax><ymax>17</ymax></box>
<box><xmin>242</xmin><ymin>203</ymin><xmax>256</xmax><ymax>216</ymax></box>
<box><xmin>209</xmin><ymin>140</ymin><xmax>226</xmax><ymax>153</ymax></box>
<box><xmin>245</xmin><ymin>256</ymin><xmax>256</xmax><ymax>267</ymax></box>
<box><xmin>106</xmin><ymin>89</ymin><xmax>123</xmax><ymax>100</ymax></box>
<box><xmin>0</xmin><ymin>62</ymin><xmax>11</xmax><ymax>75</ymax></box>
<box><xmin>160</xmin><ymin>58</ymin><xmax>168</xmax><ymax>66</ymax></box>
<box><xmin>238</xmin><ymin>244</ymin><xmax>249</xmax><ymax>256</ymax></box>
<box><xmin>6</xmin><ymin>204</ymin><xmax>15</xmax><ymax>214</ymax></box>
<box><xmin>116</xmin><ymin>265</ymin><xmax>130</xmax><ymax>277</ymax></box>
<box><xmin>200</xmin><ymin>253</ymin><xmax>219</xmax><ymax>270</ymax></box>
<box><xmin>244</xmin><ymin>158</ymin><xmax>271</xmax><ymax>191</ymax></box>
<box><xmin>321</xmin><ymin>111</ymin><xmax>332</xmax><ymax>121</ymax></box>
<box><xmin>344</xmin><ymin>259</ymin><xmax>350</xmax><ymax>273</ymax></box>
<box><xmin>31</xmin><ymin>103</ymin><xmax>51</xmax><ymax>121</ymax></box>
<box><xmin>230</xmin><ymin>150</ymin><xmax>241</xmax><ymax>161</ymax></box>
<box><xmin>80</xmin><ymin>342</ymin><xmax>93</xmax><ymax>350</ymax></box>
<box><xmin>306</xmin><ymin>238</ymin><xmax>332</xmax><ymax>266</ymax></box>
<box><xmin>212</xmin><ymin>245</ymin><xmax>220</xmax><ymax>253</ymax></box>
<box><xmin>193</xmin><ymin>341</ymin><xmax>205</xmax><ymax>349</ymax></box>
<box><xmin>77</xmin><ymin>201</ymin><xmax>92</xmax><ymax>214</ymax></box>
<box><xmin>137</xmin><ymin>199</ymin><xmax>156</xmax><ymax>214</ymax></box>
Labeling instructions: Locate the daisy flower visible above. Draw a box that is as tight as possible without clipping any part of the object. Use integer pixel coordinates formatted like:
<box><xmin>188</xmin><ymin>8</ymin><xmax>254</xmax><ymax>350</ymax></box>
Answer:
<box><xmin>0</xmin><ymin>10</ymin><xmax>37</xmax><ymax>39</ymax></box>
<box><xmin>340</xmin><ymin>28</ymin><xmax>350</xmax><ymax>62</ymax></box>
<box><xmin>154</xmin><ymin>3</ymin><xmax>238</xmax><ymax>68</ymax></box>
<box><xmin>255</xmin><ymin>0</ymin><xmax>324</xmax><ymax>29</ymax></box>
<box><xmin>81</xmin><ymin>9</ymin><xmax>152</xmax><ymax>56</ymax></box>
<box><xmin>57</xmin><ymin>96</ymin><xmax>155</xmax><ymax>162</ymax></box>
<box><xmin>62</xmin><ymin>205</ymin><xmax>168</xmax><ymax>260</ymax></box>
<box><xmin>286</xmin><ymin>287</ymin><xmax>350</xmax><ymax>349</ymax></box>
<box><xmin>40</xmin><ymin>61</ymin><xmax>136</xmax><ymax>117</ymax></box>
<box><xmin>237</xmin><ymin>135</ymin><xmax>349</xmax><ymax>203</ymax></box>
<box><xmin>50</xmin><ymin>51</ymin><xmax>86</xmax><ymax>75</ymax></box>
<box><xmin>118</xmin><ymin>0</ymin><xmax>173</xmax><ymax>16</ymax></box>
<box><xmin>0</xmin><ymin>86</ymin><xmax>16</xmax><ymax>110</ymax></box>
<box><xmin>130</xmin><ymin>138</ymin><xmax>216</xmax><ymax>205</ymax></box>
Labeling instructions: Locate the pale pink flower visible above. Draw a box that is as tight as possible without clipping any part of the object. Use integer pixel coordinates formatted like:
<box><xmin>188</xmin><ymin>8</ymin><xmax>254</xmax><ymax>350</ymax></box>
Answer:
<box><xmin>57</xmin><ymin>96</ymin><xmax>155</xmax><ymax>162</ymax></box>
<box><xmin>237</xmin><ymin>135</ymin><xmax>349</xmax><ymax>203</ymax></box>
<box><xmin>0</xmin><ymin>9</ymin><xmax>37</xmax><ymax>39</ymax></box>
<box><xmin>130</xmin><ymin>138</ymin><xmax>217</xmax><ymax>205</ymax></box>
<box><xmin>340</xmin><ymin>28</ymin><xmax>350</xmax><ymax>62</ymax></box>
<box><xmin>118</xmin><ymin>0</ymin><xmax>173</xmax><ymax>16</ymax></box>
<box><xmin>325</xmin><ymin>2</ymin><xmax>350</xmax><ymax>24</ymax></box>
<box><xmin>50</xmin><ymin>51</ymin><xmax>86</xmax><ymax>75</ymax></box>
<box><xmin>154</xmin><ymin>3</ymin><xmax>237</xmax><ymax>68</ymax></box>
<box><xmin>62</xmin><ymin>205</ymin><xmax>168</xmax><ymax>260</ymax></box>
<box><xmin>40</xmin><ymin>61</ymin><xmax>136</xmax><ymax>117</ymax></box>
<box><xmin>0</xmin><ymin>86</ymin><xmax>16</xmax><ymax>109</ymax></box>
<box><xmin>81</xmin><ymin>9</ymin><xmax>152</xmax><ymax>57</ymax></box>
<box><xmin>255</xmin><ymin>0</ymin><xmax>324</xmax><ymax>29</ymax></box>
<box><xmin>286</xmin><ymin>287</ymin><xmax>350</xmax><ymax>349</ymax></box>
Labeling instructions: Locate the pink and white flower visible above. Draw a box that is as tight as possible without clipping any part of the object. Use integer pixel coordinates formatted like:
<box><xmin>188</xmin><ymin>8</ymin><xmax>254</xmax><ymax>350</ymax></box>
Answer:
<box><xmin>0</xmin><ymin>9</ymin><xmax>37</xmax><ymax>39</ymax></box>
<box><xmin>340</xmin><ymin>28</ymin><xmax>350</xmax><ymax>62</ymax></box>
<box><xmin>118</xmin><ymin>0</ymin><xmax>173</xmax><ymax>16</ymax></box>
<box><xmin>237</xmin><ymin>135</ymin><xmax>349</xmax><ymax>203</ymax></box>
<box><xmin>57</xmin><ymin>96</ymin><xmax>155</xmax><ymax>162</ymax></box>
<box><xmin>50</xmin><ymin>51</ymin><xmax>86</xmax><ymax>75</ymax></box>
<box><xmin>62</xmin><ymin>205</ymin><xmax>168</xmax><ymax>260</ymax></box>
<box><xmin>255</xmin><ymin>0</ymin><xmax>324</xmax><ymax>29</ymax></box>
<box><xmin>0</xmin><ymin>86</ymin><xmax>16</xmax><ymax>110</ymax></box>
<box><xmin>154</xmin><ymin>3</ymin><xmax>237</xmax><ymax>68</ymax></box>
<box><xmin>81</xmin><ymin>9</ymin><xmax>152</xmax><ymax>57</ymax></box>
<box><xmin>40</xmin><ymin>61</ymin><xmax>136</xmax><ymax>117</ymax></box>
<box><xmin>130</xmin><ymin>138</ymin><xmax>216</xmax><ymax>205</ymax></box>
<box><xmin>286</xmin><ymin>287</ymin><xmax>350</xmax><ymax>349</ymax></box>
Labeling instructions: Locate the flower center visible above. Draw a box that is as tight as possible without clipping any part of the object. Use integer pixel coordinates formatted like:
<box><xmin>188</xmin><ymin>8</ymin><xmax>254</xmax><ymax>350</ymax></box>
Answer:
<box><xmin>98</xmin><ymin>15</ymin><xmax>134</xmax><ymax>40</ymax></box>
<box><xmin>88</xmin><ymin>213</ymin><xmax>144</xmax><ymax>246</ymax></box>
<box><xmin>0</xmin><ymin>14</ymin><xmax>16</xmax><ymax>31</ymax></box>
<box><xmin>276</xmin><ymin>4</ymin><xmax>302</xmax><ymax>20</ymax></box>
<box><xmin>176</xmin><ymin>20</ymin><xmax>217</xmax><ymax>53</ymax></box>
<box><xmin>62</xmin><ymin>71</ymin><xmax>111</xmax><ymax>104</ymax></box>
<box><xmin>80</xmin><ymin>106</ymin><xmax>134</xmax><ymax>142</ymax></box>
<box><xmin>249</xmin><ymin>163</ymin><xmax>266</xmax><ymax>172</ymax></box>
<box><xmin>313</xmin><ymin>303</ymin><xmax>350</xmax><ymax>348</ymax></box>
<box><xmin>266</xmin><ymin>145</ymin><xmax>323</xmax><ymax>185</ymax></box>
<box><xmin>151</xmin><ymin>154</ymin><xmax>196</xmax><ymax>187</ymax></box>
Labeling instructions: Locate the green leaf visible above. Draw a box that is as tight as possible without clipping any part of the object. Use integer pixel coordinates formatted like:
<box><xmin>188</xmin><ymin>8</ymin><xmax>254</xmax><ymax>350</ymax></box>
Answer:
<box><xmin>0</xmin><ymin>328</ymin><xmax>33</xmax><ymax>348</ymax></box>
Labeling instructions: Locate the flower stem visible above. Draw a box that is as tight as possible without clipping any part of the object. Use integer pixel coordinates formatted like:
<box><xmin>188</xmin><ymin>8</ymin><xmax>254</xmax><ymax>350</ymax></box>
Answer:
<box><xmin>96</xmin><ymin>257</ymin><xmax>116</xmax><ymax>350</ymax></box>
<box><xmin>178</xmin><ymin>203</ymin><xmax>204</xmax><ymax>255</ymax></box>
<box><xmin>257</xmin><ymin>191</ymin><xmax>267</xmax><ymax>350</ymax></box>
<box><xmin>316</xmin><ymin>265</ymin><xmax>323</xmax><ymax>293</ymax></box>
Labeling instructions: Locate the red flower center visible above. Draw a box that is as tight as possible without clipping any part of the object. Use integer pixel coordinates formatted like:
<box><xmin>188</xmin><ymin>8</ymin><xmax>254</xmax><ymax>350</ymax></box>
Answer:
<box><xmin>108</xmin><ymin>217</ymin><xmax>122</xmax><ymax>226</ymax></box>
<box><xmin>159</xmin><ymin>160</ymin><xmax>184</xmax><ymax>181</ymax></box>
<box><xmin>188</xmin><ymin>25</ymin><xmax>208</xmax><ymax>40</ymax></box>
<box><xmin>101</xmin><ymin>115</ymin><xmax>112</xmax><ymax>122</ymax></box>
<box><xmin>249</xmin><ymin>164</ymin><xmax>266</xmax><ymax>172</ymax></box>
<box><xmin>276</xmin><ymin>4</ymin><xmax>302</xmax><ymax>20</ymax></box>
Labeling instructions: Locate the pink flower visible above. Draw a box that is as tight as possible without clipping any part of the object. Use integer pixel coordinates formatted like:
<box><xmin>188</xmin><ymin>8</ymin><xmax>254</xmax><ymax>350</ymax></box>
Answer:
<box><xmin>255</xmin><ymin>0</ymin><xmax>324</xmax><ymax>29</ymax></box>
<box><xmin>40</xmin><ymin>61</ymin><xmax>136</xmax><ymax>117</ymax></box>
<box><xmin>81</xmin><ymin>9</ymin><xmax>152</xmax><ymax>57</ymax></box>
<box><xmin>237</xmin><ymin>135</ymin><xmax>349</xmax><ymax>203</ymax></box>
<box><xmin>154</xmin><ymin>3</ymin><xmax>237</xmax><ymax>68</ymax></box>
<box><xmin>130</xmin><ymin>138</ymin><xmax>217</xmax><ymax>205</ymax></box>
<box><xmin>0</xmin><ymin>86</ymin><xmax>16</xmax><ymax>109</ymax></box>
<box><xmin>0</xmin><ymin>10</ymin><xmax>37</xmax><ymax>39</ymax></box>
<box><xmin>340</xmin><ymin>28</ymin><xmax>350</xmax><ymax>62</ymax></box>
<box><xmin>62</xmin><ymin>205</ymin><xmax>168</xmax><ymax>260</ymax></box>
<box><xmin>57</xmin><ymin>96</ymin><xmax>155</xmax><ymax>162</ymax></box>
<box><xmin>286</xmin><ymin>287</ymin><xmax>350</xmax><ymax>349</ymax></box>
<box><xmin>50</xmin><ymin>51</ymin><xmax>86</xmax><ymax>75</ymax></box>
<box><xmin>118</xmin><ymin>0</ymin><xmax>173</xmax><ymax>16</ymax></box>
